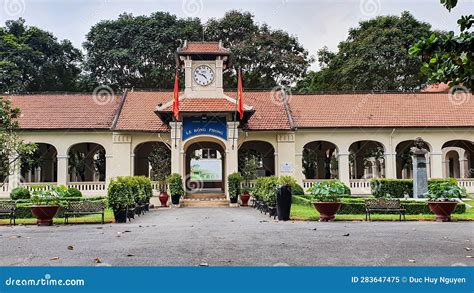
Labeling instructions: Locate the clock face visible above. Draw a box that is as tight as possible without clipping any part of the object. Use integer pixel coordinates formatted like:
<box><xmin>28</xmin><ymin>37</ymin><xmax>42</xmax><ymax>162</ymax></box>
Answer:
<box><xmin>194</xmin><ymin>65</ymin><xmax>214</xmax><ymax>86</ymax></box>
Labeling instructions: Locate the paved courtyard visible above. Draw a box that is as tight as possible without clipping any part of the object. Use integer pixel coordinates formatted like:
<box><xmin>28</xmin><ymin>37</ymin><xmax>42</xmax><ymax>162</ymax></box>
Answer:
<box><xmin>0</xmin><ymin>207</ymin><xmax>472</xmax><ymax>266</ymax></box>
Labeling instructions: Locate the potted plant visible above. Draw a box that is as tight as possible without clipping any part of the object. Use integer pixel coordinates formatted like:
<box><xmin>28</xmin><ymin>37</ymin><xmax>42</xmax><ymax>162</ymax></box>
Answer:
<box><xmin>108</xmin><ymin>179</ymin><xmax>133</xmax><ymax>223</ymax></box>
<box><xmin>148</xmin><ymin>144</ymin><xmax>171</xmax><ymax>207</ymax></box>
<box><xmin>30</xmin><ymin>189</ymin><xmax>61</xmax><ymax>226</ymax></box>
<box><xmin>228</xmin><ymin>172</ymin><xmax>243</xmax><ymax>205</ymax></box>
<box><xmin>308</xmin><ymin>180</ymin><xmax>348</xmax><ymax>221</ymax></box>
<box><xmin>167</xmin><ymin>173</ymin><xmax>184</xmax><ymax>206</ymax></box>
<box><xmin>240</xmin><ymin>157</ymin><xmax>259</xmax><ymax>206</ymax></box>
<box><xmin>426</xmin><ymin>182</ymin><xmax>465</xmax><ymax>222</ymax></box>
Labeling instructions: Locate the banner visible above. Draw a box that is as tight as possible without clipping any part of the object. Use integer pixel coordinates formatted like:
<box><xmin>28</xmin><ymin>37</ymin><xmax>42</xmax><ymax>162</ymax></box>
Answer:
<box><xmin>182</xmin><ymin>116</ymin><xmax>227</xmax><ymax>141</ymax></box>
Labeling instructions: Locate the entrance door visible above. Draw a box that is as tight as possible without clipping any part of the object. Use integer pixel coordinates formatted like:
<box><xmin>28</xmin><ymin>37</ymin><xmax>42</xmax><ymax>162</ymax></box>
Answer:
<box><xmin>185</xmin><ymin>141</ymin><xmax>225</xmax><ymax>193</ymax></box>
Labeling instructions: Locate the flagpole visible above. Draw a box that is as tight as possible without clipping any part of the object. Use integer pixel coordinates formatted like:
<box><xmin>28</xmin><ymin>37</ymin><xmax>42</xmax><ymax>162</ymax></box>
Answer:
<box><xmin>232</xmin><ymin>67</ymin><xmax>240</xmax><ymax>150</ymax></box>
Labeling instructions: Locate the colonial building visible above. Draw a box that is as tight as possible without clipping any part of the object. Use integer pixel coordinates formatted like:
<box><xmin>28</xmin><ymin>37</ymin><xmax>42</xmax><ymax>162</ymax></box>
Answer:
<box><xmin>2</xmin><ymin>42</ymin><xmax>473</xmax><ymax>203</ymax></box>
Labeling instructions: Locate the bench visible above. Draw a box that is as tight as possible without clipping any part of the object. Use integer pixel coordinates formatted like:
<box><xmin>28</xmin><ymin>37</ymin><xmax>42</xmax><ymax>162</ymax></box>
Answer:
<box><xmin>365</xmin><ymin>198</ymin><xmax>406</xmax><ymax>221</ymax></box>
<box><xmin>0</xmin><ymin>201</ymin><xmax>16</xmax><ymax>225</ymax></box>
<box><xmin>64</xmin><ymin>201</ymin><xmax>105</xmax><ymax>224</ymax></box>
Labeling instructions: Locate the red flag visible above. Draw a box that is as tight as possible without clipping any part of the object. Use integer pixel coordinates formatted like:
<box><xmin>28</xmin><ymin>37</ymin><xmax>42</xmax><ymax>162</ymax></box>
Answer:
<box><xmin>237</xmin><ymin>69</ymin><xmax>244</xmax><ymax>119</ymax></box>
<box><xmin>172</xmin><ymin>69</ymin><xmax>179</xmax><ymax>120</ymax></box>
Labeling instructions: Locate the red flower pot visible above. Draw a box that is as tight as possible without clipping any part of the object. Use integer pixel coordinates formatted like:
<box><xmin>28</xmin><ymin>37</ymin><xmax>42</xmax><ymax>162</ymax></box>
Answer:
<box><xmin>30</xmin><ymin>205</ymin><xmax>60</xmax><ymax>226</ymax></box>
<box><xmin>313</xmin><ymin>202</ymin><xmax>342</xmax><ymax>222</ymax></box>
<box><xmin>240</xmin><ymin>192</ymin><xmax>251</xmax><ymax>206</ymax></box>
<box><xmin>428</xmin><ymin>201</ymin><xmax>458</xmax><ymax>222</ymax></box>
<box><xmin>159</xmin><ymin>191</ymin><xmax>169</xmax><ymax>207</ymax></box>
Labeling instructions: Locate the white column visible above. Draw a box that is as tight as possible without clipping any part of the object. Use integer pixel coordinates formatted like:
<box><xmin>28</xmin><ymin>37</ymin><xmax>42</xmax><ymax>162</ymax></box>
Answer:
<box><xmin>384</xmin><ymin>153</ymin><xmax>396</xmax><ymax>179</ymax></box>
<box><xmin>57</xmin><ymin>155</ymin><xmax>68</xmax><ymax>186</ymax></box>
<box><xmin>430</xmin><ymin>151</ymin><xmax>443</xmax><ymax>178</ymax></box>
<box><xmin>170</xmin><ymin>122</ymin><xmax>183</xmax><ymax>175</ymax></box>
<box><xmin>294</xmin><ymin>152</ymin><xmax>304</xmax><ymax>187</ymax></box>
<box><xmin>338</xmin><ymin>152</ymin><xmax>350</xmax><ymax>186</ymax></box>
<box><xmin>110</xmin><ymin>133</ymin><xmax>132</xmax><ymax>181</ymax></box>
<box><xmin>460</xmin><ymin>159</ymin><xmax>468</xmax><ymax>178</ymax></box>
<box><xmin>225</xmin><ymin>121</ymin><xmax>239</xmax><ymax>200</ymax></box>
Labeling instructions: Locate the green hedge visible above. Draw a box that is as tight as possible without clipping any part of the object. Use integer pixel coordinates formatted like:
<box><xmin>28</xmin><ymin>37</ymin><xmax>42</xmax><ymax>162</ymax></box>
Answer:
<box><xmin>108</xmin><ymin>176</ymin><xmax>152</xmax><ymax>211</ymax></box>
<box><xmin>291</xmin><ymin>195</ymin><xmax>466</xmax><ymax>215</ymax></box>
<box><xmin>371</xmin><ymin>178</ymin><xmax>458</xmax><ymax>198</ymax></box>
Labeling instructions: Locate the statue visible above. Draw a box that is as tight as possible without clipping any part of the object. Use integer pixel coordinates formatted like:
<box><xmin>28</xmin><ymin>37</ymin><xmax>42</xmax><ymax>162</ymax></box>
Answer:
<box><xmin>410</xmin><ymin>137</ymin><xmax>429</xmax><ymax>198</ymax></box>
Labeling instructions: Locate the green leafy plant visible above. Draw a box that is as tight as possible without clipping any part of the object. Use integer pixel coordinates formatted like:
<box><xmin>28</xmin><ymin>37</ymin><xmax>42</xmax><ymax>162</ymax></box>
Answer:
<box><xmin>10</xmin><ymin>187</ymin><xmax>31</xmax><ymax>200</ymax></box>
<box><xmin>252</xmin><ymin>176</ymin><xmax>279</xmax><ymax>205</ymax></box>
<box><xmin>30</xmin><ymin>190</ymin><xmax>61</xmax><ymax>206</ymax></box>
<box><xmin>308</xmin><ymin>180</ymin><xmax>348</xmax><ymax>202</ymax></box>
<box><xmin>148</xmin><ymin>144</ymin><xmax>171</xmax><ymax>191</ymax></box>
<box><xmin>66</xmin><ymin>187</ymin><xmax>82</xmax><ymax>198</ymax></box>
<box><xmin>108</xmin><ymin>178</ymin><xmax>134</xmax><ymax>211</ymax></box>
<box><xmin>425</xmin><ymin>182</ymin><xmax>466</xmax><ymax>201</ymax></box>
<box><xmin>167</xmin><ymin>173</ymin><xmax>184</xmax><ymax>198</ymax></box>
<box><xmin>228</xmin><ymin>172</ymin><xmax>243</xmax><ymax>200</ymax></box>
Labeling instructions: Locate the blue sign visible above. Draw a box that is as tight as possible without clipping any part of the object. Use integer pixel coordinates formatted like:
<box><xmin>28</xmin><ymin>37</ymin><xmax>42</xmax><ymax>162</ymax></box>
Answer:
<box><xmin>182</xmin><ymin>116</ymin><xmax>227</xmax><ymax>140</ymax></box>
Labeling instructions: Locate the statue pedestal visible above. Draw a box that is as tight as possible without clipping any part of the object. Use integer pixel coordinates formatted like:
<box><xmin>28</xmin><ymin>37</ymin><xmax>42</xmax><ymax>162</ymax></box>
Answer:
<box><xmin>411</xmin><ymin>148</ymin><xmax>429</xmax><ymax>198</ymax></box>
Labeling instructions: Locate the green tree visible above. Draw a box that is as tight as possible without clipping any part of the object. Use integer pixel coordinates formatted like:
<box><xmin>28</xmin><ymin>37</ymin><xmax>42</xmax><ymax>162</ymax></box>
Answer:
<box><xmin>409</xmin><ymin>0</ymin><xmax>473</xmax><ymax>90</ymax></box>
<box><xmin>295</xmin><ymin>12</ymin><xmax>434</xmax><ymax>92</ymax></box>
<box><xmin>205</xmin><ymin>10</ymin><xmax>313</xmax><ymax>88</ymax></box>
<box><xmin>0</xmin><ymin>18</ymin><xmax>82</xmax><ymax>93</ymax></box>
<box><xmin>148</xmin><ymin>143</ymin><xmax>171</xmax><ymax>184</ymax></box>
<box><xmin>83</xmin><ymin>12</ymin><xmax>203</xmax><ymax>90</ymax></box>
<box><xmin>0</xmin><ymin>97</ymin><xmax>36</xmax><ymax>184</ymax></box>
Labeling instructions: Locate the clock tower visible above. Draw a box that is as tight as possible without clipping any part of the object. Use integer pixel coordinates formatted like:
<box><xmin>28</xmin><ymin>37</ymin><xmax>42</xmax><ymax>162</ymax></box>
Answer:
<box><xmin>177</xmin><ymin>41</ymin><xmax>230</xmax><ymax>98</ymax></box>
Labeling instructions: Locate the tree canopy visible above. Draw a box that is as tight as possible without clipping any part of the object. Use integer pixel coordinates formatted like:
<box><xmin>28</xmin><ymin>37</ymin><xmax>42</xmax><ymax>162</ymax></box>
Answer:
<box><xmin>295</xmin><ymin>11</ymin><xmax>435</xmax><ymax>93</ymax></box>
<box><xmin>0</xmin><ymin>19</ymin><xmax>83</xmax><ymax>93</ymax></box>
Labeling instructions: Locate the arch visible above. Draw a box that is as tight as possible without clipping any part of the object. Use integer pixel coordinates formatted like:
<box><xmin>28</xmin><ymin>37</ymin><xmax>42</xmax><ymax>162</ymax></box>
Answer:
<box><xmin>20</xmin><ymin>143</ymin><xmax>58</xmax><ymax>183</ymax></box>
<box><xmin>183</xmin><ymin>135</ymin><xmax>227</xmax><ymax>153</ymax></box>
<box><xmin>185</xmin><ymin>140</ymin><xmax>225</xmax><ymax>192</ymax></box>
<box><xmin>395</xmin><ymin>139</ymin><xmax>432</xmax><ymax>179</ymax></box>
<box><xmin>67</xmin><ymin>142</ymin><xmax>106</xmax><ymax>182</ymax></box>
<box><xmin>134</xmin><ymin>141</ymin><xmax>171</xmax><ymax>180</ymax></box>
<box><xmin>348</xmin><ymin>140</ymin><xmax>386</xmax><ymax>179</ymax></box>
<box><xmin>239</xmin><ymin>141</ymin><xmax>276</xmax><ymax>177</ymax></box>
<box><xmin>302</xmin><ymin>140</ymin><xmax>339</xmax><ymax>179</ymax></box>
<box><xmin>442</xmin><ymin>140</ymin><xmax>474</xmax><ymax>178</ymax></box>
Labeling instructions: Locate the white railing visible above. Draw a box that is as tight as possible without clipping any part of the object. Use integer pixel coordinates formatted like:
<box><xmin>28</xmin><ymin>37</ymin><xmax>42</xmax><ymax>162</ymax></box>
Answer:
<box><xmin>151</xmin><ymin>181</ymin><xmax>168</xmax><ymax>195</ymax></box>
<box><xmin>67</xmin><ymin>182</ymin><xmax>106</xmax><ymax>196</ymax></box>
<box><xmin>0</xmin><ymin>184</ymin><xmax>9</xmax><ymax>198</ymax></box>
<box><xmin>20</xmin><ymin>182</ymin><xmax>56</xmax><ymax>192</ymax></box>
<box><xmin>302</xmin><ymin>179</ymin><xmax>328</xmax><ymax>192</ymax></box>
<box><xmin>458</xmin><ymin>179</ymin><xmax>474</xmax><ymax>194</ymax></box>
<box><xmin>349</xmin><ymin>179</ymin><xmax>372</xmax><ymax>195</ymax></box>
<box><xmin>241</xmin><ymin>180</ymin><xmax>257</xmax><ymax>189</ymax></box>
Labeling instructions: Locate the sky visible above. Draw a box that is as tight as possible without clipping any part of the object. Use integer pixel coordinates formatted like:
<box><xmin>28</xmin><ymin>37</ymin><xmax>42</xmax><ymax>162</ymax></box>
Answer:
<box><xmin>1</xmin><ymin>0</ymin><xmax>473</xmax><ymax>70</ymax></box>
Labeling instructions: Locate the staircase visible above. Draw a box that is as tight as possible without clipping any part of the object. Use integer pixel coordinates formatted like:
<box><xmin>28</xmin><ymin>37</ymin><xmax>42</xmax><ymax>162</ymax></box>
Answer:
<box><xmin>181</xmin><ymin>192</ymin><xmax>229</xmax><ymax>207</ymax></box>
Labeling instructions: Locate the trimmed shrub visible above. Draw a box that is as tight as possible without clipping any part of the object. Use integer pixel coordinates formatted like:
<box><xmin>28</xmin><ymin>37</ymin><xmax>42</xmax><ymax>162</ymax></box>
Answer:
<box><xmin>228</xmin><ymin>172</ymin><xmax>243</xmax><ymax>200</ymax></box>
<box><xmin>167</xmin><ymin>173</ymin><xmax>185</xmax><ymax>197</ymax></box>
<box><xmin>371</xmin><ymin>178</ymin><xmax>458</xmax><ymax>198</ymax></box>
<box><xmin>10</xmin><ymin>187</ymin><xmax>30</xmax><ymax>200</ymax></box>
<box><xmin>66</xmin><ymin>187</ymin><xmax>82</xmax><ymax>198</ymax></box>
<box><xmin>253</xmin><ymin>176</ymin><xmax>279</xmax><ymax>205</ymax></box>
<box><xmin>107</xmin><ymin>178</ymin><xmax>135</xmax><ymax>211</ymax></box>
<box><xmin>292</xmin><ymin>184</ymin><xmax>305</xmax><ymax>195</ymax></box>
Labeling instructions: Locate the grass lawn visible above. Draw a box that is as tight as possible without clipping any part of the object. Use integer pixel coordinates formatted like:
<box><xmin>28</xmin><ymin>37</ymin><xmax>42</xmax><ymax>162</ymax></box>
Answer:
<box><xmin>291</xmin><ymin>199</ymin><xmax>474</xmax><ymax>221</ymax></box>
<box><xmin>0</xmin><ymin>209</ymin><xmax>115</xmax><ymax>225</ymax></box>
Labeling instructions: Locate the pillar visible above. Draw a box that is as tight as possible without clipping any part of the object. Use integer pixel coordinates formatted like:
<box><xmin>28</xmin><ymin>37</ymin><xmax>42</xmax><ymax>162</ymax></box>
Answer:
<box><xmin>276</xmin><ymin>133</ymin><xmax>296</xmax><ymax>178</ymax></box>
<box><xmin>170</xmin><ymin>122</ymin><xmax>183</xmax><ymax>175</ymax></box>
<box><xmin>294</xmin><ymin>152</ymin><xmax>304</xmax><ymax>187</ymax></box>
<box><xmin>430</xmin><ymin>151</ymin><xmax>443</xmax><ymax>178</ymax></box>
<box><xmin>57</xmin><ymin>154</ymin><xmax>68</xmax><ymax>186</ymax></box>
<box><xmin>225</xmin><ymin>121</ymin><xmax>239</xmax><ymax>199</ymax></box>
<box><xmin>110</xmin><ymin>133</ymin><xmax>132</xmax><ymax>181</ymax></box>
<box><xmin>384</xmin><ymin>152</ymin><xmax>396</xmax><ymax>179</ymax></box>
<box><xmin>338</xmin><ymin>152</ymin><xmax>350</xmax><ymax>186</ymax></box>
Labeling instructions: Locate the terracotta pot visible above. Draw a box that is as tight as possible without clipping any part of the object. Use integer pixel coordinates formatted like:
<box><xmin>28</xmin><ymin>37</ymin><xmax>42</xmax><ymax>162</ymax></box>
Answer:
<box><xmin>428</xmin><ymin>201</ymin><xmax>458</xmax><ymax>222</ymax></box>
<box><xmin>159</xmin><ymin>191</ymin><xmax>169</xmax><ymax>207</ymax></box>
<box><xmin>312</xmin><ymin>202</ymin><xmax>342</xmax><ymax>222</ymax></box>
<box><xmin>30</xmin><ymin>205</ymin><xmax>60</xmax><ymax>226</ymax></box>
<box><xmin>240</xmin><ymin>192</ymin><xmax>250</xmax><ymax>206</ymax></box>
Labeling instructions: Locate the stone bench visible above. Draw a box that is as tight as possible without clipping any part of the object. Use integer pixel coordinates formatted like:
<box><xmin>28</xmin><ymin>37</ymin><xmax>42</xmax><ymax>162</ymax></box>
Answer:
<box><xmin>365</xmin><ymin>198</ymin><xmax>406</xmax><ymax>221</ymax></box>
<box><xmin>64</xmin><ymin>201</ymin><xmax>105</xmax><ymax>224</ymax></box>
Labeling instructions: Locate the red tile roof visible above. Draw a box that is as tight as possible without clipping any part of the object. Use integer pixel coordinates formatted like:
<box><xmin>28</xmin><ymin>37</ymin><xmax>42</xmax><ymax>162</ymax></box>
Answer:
<box><xmin>178</xmin><ymin>42</ymin><xmax>229</xmax><ymax>55</ymax></box>
<box><xmin>5</xmin><ymin>94</ymin><xmax>120</xmax><ymax>130</ymax></box>
<box><xmin>289</xmin><ymin>92</ymin><xmax>474</xmax><ymax>128</ymax></box>
<box><xmin>5</xmin><ymin>91</ymin><xmax>473</xmax><ymax>132</ymax></box>
<box><xmin>158</xmin><ymin>97</ymin><xmax>238</xmax><ymax>113</ymax></box>
<box><xmin>114</xmin><ymin>91</ymin><xmax>170</xmax><ymax>132</ymax></box>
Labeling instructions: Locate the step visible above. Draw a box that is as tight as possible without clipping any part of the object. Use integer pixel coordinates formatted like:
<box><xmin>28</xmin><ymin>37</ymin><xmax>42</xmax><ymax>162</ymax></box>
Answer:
<box><xmin>185</xmin><ymin>193</ymin><xmax>226</xmax><ymax>200</ymax></box>
<box><xmin>181</xmin><ymin>199</ymin><xmax>230</xmax><ymax>207</ymax></box>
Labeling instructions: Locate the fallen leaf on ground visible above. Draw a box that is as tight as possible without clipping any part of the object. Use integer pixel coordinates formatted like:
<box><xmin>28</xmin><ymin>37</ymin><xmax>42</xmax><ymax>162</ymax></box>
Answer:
<box><xmin>199</xmin><ymin>262</ymin><xmax>209</xmax><ymax>267</ymax></box>
<box><xmin>94</xmin><ymin>257</ymin><xmax>102</xmax><ymax>263</ymax></box>
<box><xmin>67</xmin><ymin>246</ymin><xmax>74</xmax><ymax>250</ymax></box>
<box><xmin>466</xmin><ymin>255</ymin><xmax>473</xmax><ymax>258</ymax></box>
<box><xmin>465</xmin><ymin>247</ymin><xmax>471</xmax><ymax>251</ymax></box>
<box><xmin>50</xmin><ymin>257</ymin><xmax>60</xmax><ymax>261</ymax></box>
<box><xmin>343</xmin><ymin>233</ymin><xmax>350</xmax><ymax>237</ymax></box>
<box><xmin>127</xmin><ymin>254</ymin><xmax>135</xmax><ymax>257</ymax></box>
<box><xmin>408</xmin><ymin>259</ymin><xmax>416</xmax><ymax>263</ymax></box>
<box><xmin>123</xmin><ymin>230</ymin><xmax>131</xmax><ymax>233</ymax></box>
<box><xmin>312</xmin><ymin>228</ymin><xmax>317</xmax><ymax>231</ymax></box>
